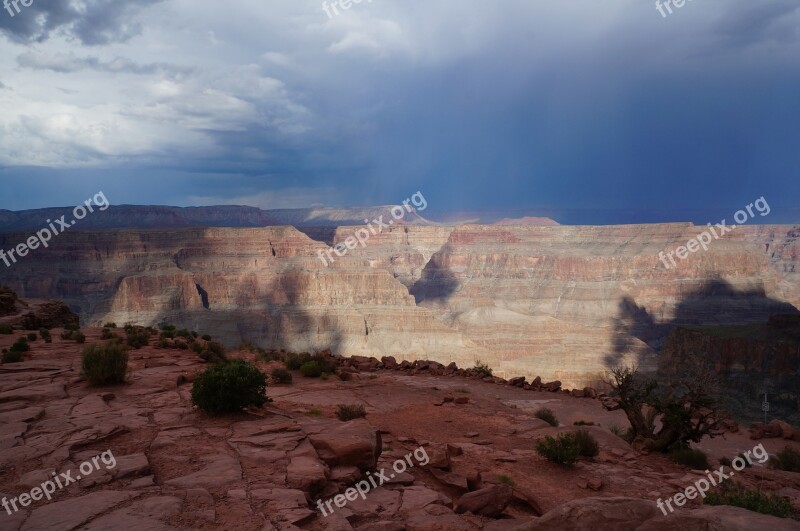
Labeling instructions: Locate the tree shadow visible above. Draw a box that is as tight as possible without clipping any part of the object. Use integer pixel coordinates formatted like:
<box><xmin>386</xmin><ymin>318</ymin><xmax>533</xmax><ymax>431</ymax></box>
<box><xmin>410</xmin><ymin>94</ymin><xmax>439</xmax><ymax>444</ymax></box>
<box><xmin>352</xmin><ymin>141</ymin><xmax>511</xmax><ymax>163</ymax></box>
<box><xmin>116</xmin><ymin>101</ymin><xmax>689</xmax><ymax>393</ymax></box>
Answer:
<box><xmin>607</xmin><ymin>278</ymin><xmax>800</xmax><ymax>422</ymax></box>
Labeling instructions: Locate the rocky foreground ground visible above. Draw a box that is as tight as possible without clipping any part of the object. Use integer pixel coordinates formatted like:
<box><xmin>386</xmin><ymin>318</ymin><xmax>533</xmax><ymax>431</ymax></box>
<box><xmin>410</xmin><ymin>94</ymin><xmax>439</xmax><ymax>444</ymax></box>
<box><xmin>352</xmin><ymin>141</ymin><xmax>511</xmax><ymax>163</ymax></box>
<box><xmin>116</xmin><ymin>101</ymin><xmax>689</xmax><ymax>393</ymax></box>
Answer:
<box><xmin>1</xmin><ymin>329</ymin><xmax>800</xmax><ymax>530</ymax></box>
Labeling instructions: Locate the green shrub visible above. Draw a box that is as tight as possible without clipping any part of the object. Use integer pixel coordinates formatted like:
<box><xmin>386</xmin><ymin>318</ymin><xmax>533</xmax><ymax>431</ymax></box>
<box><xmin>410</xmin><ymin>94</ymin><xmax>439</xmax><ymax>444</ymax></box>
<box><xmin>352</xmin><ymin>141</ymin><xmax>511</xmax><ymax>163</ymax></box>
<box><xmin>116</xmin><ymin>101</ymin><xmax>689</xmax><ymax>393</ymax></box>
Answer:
<box><xmin>81</xmin><ymin>342</ymin><xmax>129</xmax><ymax>386</ymax></box>
<box><xmin>770</xmin><ymin>445</ymin><xmax>800</xmax><ymax>473</ymax></box>
<box><xmin>101</xmin><ymin>328</ymin><xmax>116</xmax><ymax>340</ymax></box>
<box><xmin>669</xmin><ymin>447</ymin><xmax>710</xmax><ymax>469</ymax></box>
<box><xmin>26</xmin><ymin>332</ymin><xmax>37</xmax><ymax>341</ymax></box>
<box><xmin>535</xmin><ymin>407</ymin><xmax>558</xmax><ymax>427</ymax></box>
<box><xmin>176</xmin><ymin>341</ymin><xmax>189</xmax><ymax>350</ymax></box>
<box><xmin>176</xmin><ymin>329</ymin><xmax>192</xmax><ymax>339</ymax></box>
<box><xmin>191</xmin><ymin>360</ymin><xmax>267</xmax><ymax>415</ymax></box>
<box><xmin>300</xmin><ymin>360</ymin><xmax>323</xmax><ymax>378</ymax></box>
<box><xmin>336</xmin><ymin>404</ymin><xmax>366</xmax><ymax>421</ymax></box>
<box><xmin>64</xmin><ymin>322</ymin><xmax>80</xmax><ymax>331</ymax></box>
<box><xmin>473</xmin><ymin>360</ymin><xmax>492</xmax><ymax>377</ymax></box>
<box><xmin>198</xmin><ymin>341</ymin><xmax>227</xmax><ymax>364</ymax></box>
<box><xmin>497</xmin><ymin>475</ymin><xmax>516</xmax><ymax>488</ymax></box>
<box><xmin>160</xmin><ymin>323</ymin><xmax>176</xmax><ymax>332</ymax></box>
<box><xmin>536</xmin><ymin>433</ymin><xmax>579</xmax><ymax>466</ymax></box>
<box><xmin>271</xmin><ymin>368</ymin><xmax>293</xmax><ymax>384</ymax></box>
<box><xmin>257</xmin><ymin>350</ymin><xmax>283</xmax><ymax>362</ymax></box>
<box><xmin>2</xmin><ymin>349</ymin><xmax>23</xmax><ymax>363</ymax></box>
<box><xmin>39</xmin><ymin>328</ymin><xmax>52</xmax><ymax>343</ymax></box>
<box><xmin>125</xmin><ymin>327</ymin><xmax>150</xmax><ymax>349</ymax></box>
<box><xmin>609</xmin><ymin>424</ymin><xmax>635</xmax><ymax>443</ymax></box>
<box><xmin>73</xmin><ymin>332</ymin><xmax>86</xmax><ymax>344</ymax></box>
<box><xmin>10</xmin><ymin>338</ymin><xmax>30</xmax><ymax>353</ymax></box>
<box><xmin>286</xmin><ymin>352</ymin><xmax>311</xmax><ymax>370</ymax></box>
<box><xmin>574</xmin><ymin>429</ymin><xmax>599</xmax><ymax>458</ymax></box>
<box><xmin>705</xmin><ymin>482</ymin><xmax>794</xmax><ymax>519</ymax></box>
<box><xmin>201</xmin><ymin>334</ymin><xmax>212</xmax><ymax>341</ymax></box>
<box><xmin>160</xmin><ymin>330</ymin><xmax>175</xmax><ymax>340</ymax></box>
<box><xmin>159</xmin><ymin>338</ymin><xmax>170</xmax><ymax>349</ymax></box>
<box><xmin>0</xmin><ymin>324</ymin><xmax>13</xmax><ymax>334</ymax></box>
<box><xmin>573</xmin><ymin>420</ymin><xmax>595</xmax><ymax>426</ymax></box>
<box><xmin>103</xmin><ymin>322</ymin><xmax>117</xmax><ymax>328</ymax></box>
<box><xmin>191</xmin><ymin>342</ymin><xmax>203</xmax><ymax>354</ymax></box>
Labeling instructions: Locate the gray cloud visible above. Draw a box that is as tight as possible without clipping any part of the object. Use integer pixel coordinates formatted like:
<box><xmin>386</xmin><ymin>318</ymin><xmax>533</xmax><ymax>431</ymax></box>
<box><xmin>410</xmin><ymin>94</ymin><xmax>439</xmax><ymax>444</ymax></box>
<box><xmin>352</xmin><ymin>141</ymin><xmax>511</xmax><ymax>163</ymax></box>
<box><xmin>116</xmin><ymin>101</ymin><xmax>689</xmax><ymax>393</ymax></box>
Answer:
<box><xmin>17</xmin><ymin>52</ymin><xmax>192</xmax><ymax>76</ymax></box>
<box><xmin>715</xmin><ymin>0</ymin><xmax>800</xmax><ymax>48</ymax></box>
<box><xmin>0</xmin><ymin>0</ymin><xmax>163</xmax><ymax>44</ymax></box>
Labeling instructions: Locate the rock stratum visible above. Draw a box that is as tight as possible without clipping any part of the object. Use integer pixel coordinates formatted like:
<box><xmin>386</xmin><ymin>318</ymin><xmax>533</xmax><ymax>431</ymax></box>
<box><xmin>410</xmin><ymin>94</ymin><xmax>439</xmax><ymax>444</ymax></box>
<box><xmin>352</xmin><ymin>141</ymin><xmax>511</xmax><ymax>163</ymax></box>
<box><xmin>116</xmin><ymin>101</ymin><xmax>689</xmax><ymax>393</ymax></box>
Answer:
<box><xmin>1</xmin><ymin>223</ymin><xmax>799</xmax><ymax>388</ymax></box>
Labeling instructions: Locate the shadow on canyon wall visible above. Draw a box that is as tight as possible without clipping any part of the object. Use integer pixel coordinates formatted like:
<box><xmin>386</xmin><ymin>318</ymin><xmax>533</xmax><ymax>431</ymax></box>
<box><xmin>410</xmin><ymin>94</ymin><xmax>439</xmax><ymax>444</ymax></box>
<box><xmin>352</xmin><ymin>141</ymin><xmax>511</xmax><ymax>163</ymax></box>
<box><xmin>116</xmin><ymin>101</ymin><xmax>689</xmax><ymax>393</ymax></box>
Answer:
<box><xmin>607</xmin><ymin>278</ymin><xmax>800</xmax><ymax>423</ymax></box>
<box><xmin>607</xmin><ymin>278</ymin><xmax>800</xmax><ymax>367</ymax></box>
<box><xmin>409</xmin><ymin>243</ymin><xmax>460</xmax><ymax>305</ymax></box>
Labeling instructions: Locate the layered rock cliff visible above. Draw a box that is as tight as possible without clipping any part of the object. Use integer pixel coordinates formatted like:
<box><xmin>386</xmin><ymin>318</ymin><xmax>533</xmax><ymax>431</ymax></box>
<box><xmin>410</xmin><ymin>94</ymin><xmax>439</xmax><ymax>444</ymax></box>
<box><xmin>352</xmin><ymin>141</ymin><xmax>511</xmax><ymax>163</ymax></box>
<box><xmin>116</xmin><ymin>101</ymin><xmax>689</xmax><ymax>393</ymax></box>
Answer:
<box><xmin>1</xmin><ymin>223</ymin><xmax>798</xmax><ymax>388</ymax></box>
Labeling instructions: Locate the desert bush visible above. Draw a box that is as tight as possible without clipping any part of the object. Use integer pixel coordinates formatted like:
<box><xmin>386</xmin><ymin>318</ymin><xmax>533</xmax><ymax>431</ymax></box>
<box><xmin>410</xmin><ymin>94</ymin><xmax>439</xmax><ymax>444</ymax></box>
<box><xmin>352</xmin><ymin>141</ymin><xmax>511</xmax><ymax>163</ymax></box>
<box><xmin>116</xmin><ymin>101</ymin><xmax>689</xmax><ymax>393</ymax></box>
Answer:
<box><xmin>103</xmin><ymin>322</ymin><xmax>117</xmax><ymax>328</ymax></box>
<box><xmin>669</xmin><ymin>447</ymin><xmax>710</xmax><ymax>469</ymax></box>
<box><xmin>257</xmin><ymin>350</ymin><xmax>283</xmax><ymax>362</ymax></box>
<box><xmin>300</xmin><ymin>360</ymin><xmax>323</xmax><ymax>378</ymax></box>
<box><xmin>160</xmin><ymin>330</ymin><xmax>175</xmax><ymax>340</ymax></box>
<box><xmin>73</xmin><ymin>332</ymin><xmax>86</xmax><ymax>344</ymax></box>
<box><xmin>158</xmin><ymin>338</ymin><xmax>170</xmax><ymax>349</ymax></box>
<box><xmin>199</xmin><ymin>341</ymin><xmax>227</xmax><ymax>363</ymax></box>
<box><xmin>536</xmin><ymin>433</ymin><xmax>579</xmax><ymax>466</ymax></box>
<box><xmin>176</xmin><ymin>341</ymin><xmax>189</xmax><ymax>350</ymax></box>
<box><xmin>2</xmin><ymin>349</ymin><xmax>23</xmax><ymax>363</ymax></box>
<box><xmin>81</xmin><ymin>342</ymin><xmax>128</xmax><ymax>386</ymax></box>
<box><xmin>473</xmin><ymin>360</ymin><xmax>493</xmax><ymax>377</ymax></box>
<box><xmin>719</xmin><ymin>456</ymin><xmax>732</xmax><ymax>467</ymax></box>
<box><xmin>39</xmin><ymin>328</ymin><xmax>51</xmax><ymax>343</ymax></box>
<box><xmin>176</xmin><ymin>329</ymin><xmax>192</xmax><ymax>339</ymax></box>
<box><xmin>535</xmin><ymin>407</ymin><xmax>558</xmax><ymax>427</ymax></box>
<box><xmin>286</xmin><ymin>352</ymin><xmax>312</xmax><ymax>370</ymax></box>
<box><xmin>125</xmin><ymin>327</ymin><xmax>150</xmax><ymax>349</ymax></box>
<box><xmin>26</xmin><ymin>332</ymin><xmax>37</xmax><ymax>341</ymax></box>
<box><xmin>201</xmin><ymin>334</ymin><xmax>212</xmax><ymax>341</ymax></box>
<box><xmin>574</xmin><ymin>429</ymin><xmax>599</xmax><ymax>458</ymax></box>
<box><xmin>64</xmin><ymin>322</ymin><xmax>80</xmax><ymax>331</ymax></box>
<box><xmin>573</xmin><ymin>420</ymin><xmax>595</xmax><ymax>426</ymax></box>
<box><xmin>191</xmin><ymin>360</ymin><xmax>267</xmax><ymax>415</ymax></box>
<box><xmin>160</xmin><ymin>323</ymin><xmax>176</xmax><ymax>332</ymax></box>
<box><xmin>191</xmin><ymin>342</ymin><xmax>203</xmax><ymax>354</ymax></box>
<box><xmin>770</xmin><ymin>445</ymin><xmax>800</xmax><ymax>473</ymax></box>
<box><xmin>0</xmin><ymin>324</ymin><xmax>13</xmax><ymax>334</ymax></box>
<box><xmin>101</xmin><ymin>328</ymin><xmax>115</xmax><ymax>340</ymax></box>
<box><xmin>10</xmin><ymin>338</ymin><xmax>30</xmax><ymax>353</ymax></box>
<box><xmin>497</xmin><ymin>475</ymin><xmax>516</xmax><ymax>488</ymax></box>
<box><xmin>704</xmin><ymin>482</ymin><xmax>794</xmax><ymax>519</ymax></box>
<box><xmin>336</xmin><ymin>404</ymin><xmax>366</xmax><ymax>421</ymax></box>
<box><xmin>271</xmin><ymin>368</ymin><xmax>293</xmax><ymax>384</ymax></box>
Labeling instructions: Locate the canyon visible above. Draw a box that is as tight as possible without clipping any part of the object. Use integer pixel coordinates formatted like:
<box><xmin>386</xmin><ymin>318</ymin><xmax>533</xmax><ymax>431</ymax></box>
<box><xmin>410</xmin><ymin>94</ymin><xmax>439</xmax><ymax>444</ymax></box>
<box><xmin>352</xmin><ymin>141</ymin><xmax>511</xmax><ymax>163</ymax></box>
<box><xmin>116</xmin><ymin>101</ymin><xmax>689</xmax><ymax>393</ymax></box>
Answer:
<box><xmin>1</xmin><ymin>219</ymin><xmax>798</xmax><ymax>389</ymax></box>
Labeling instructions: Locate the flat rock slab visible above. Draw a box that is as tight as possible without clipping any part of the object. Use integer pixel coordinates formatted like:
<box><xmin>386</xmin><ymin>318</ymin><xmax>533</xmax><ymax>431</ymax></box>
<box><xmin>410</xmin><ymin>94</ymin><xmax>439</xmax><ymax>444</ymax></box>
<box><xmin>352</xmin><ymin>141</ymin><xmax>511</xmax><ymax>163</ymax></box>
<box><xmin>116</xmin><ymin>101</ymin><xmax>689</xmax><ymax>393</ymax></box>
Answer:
<box><xmin>21</xmin><ymin>490</ymin><xmax>140</xmax><ymax>531</ymax></box>
<box><xmin>165</xmin><ymin>453</ymin><xmax>242</xmax><ymax>488</ymax></box>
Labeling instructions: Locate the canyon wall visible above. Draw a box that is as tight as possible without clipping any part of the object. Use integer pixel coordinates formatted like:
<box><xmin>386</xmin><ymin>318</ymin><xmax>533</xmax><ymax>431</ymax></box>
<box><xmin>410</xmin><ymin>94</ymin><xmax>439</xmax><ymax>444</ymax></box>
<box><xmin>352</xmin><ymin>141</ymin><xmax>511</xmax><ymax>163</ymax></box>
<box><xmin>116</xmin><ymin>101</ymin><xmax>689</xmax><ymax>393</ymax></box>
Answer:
<box><xmin>1</xmin><ymin>223</ymin><xmax>798</xmax><ymax>388</ymax></box>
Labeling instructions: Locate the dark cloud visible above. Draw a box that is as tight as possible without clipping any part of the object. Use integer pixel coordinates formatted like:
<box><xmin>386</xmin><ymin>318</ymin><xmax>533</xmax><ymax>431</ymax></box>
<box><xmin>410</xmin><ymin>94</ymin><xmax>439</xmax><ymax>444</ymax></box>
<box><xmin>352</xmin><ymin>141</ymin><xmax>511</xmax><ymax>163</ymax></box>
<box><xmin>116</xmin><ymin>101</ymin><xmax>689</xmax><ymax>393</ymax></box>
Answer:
<box><xmin>0</xmin><ymin>0</ymin><xmax>163</xmax><ymax>45</ymax></box>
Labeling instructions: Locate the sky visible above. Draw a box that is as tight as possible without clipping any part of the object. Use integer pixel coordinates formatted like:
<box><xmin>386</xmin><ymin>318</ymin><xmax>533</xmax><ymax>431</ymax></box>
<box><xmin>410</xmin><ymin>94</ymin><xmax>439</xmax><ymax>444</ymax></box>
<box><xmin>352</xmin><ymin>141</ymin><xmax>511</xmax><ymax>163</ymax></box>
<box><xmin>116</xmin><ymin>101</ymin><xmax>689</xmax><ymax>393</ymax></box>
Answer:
<box><xmin>0</xmin><ymin>0</ymin><xmax>799</xmax><ymax>221</ymax></box>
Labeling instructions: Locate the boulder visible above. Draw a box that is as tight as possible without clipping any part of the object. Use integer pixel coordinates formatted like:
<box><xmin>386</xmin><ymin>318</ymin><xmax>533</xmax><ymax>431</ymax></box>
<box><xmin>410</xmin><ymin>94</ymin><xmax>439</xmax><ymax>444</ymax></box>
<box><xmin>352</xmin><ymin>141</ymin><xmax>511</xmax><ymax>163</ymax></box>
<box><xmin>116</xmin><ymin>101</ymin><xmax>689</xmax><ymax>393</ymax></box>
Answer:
<box><xmin>308</xmin><ymin>420</ymin><xmax>381</xmax><ymax>471</ymax></box>
<box><xmin>454</xmin><ymin>485</ymin><xmax>512</xmax><ymax>517</ymax></box>
<box><xmin>512</xmin><ymin>497</ymin><xmax>658</xmax><ymax>530</ymax></box>
<box><xmin>508</xmin><ymin>377</ymin><xmax>526</xmax><ymax>387</ymax></box>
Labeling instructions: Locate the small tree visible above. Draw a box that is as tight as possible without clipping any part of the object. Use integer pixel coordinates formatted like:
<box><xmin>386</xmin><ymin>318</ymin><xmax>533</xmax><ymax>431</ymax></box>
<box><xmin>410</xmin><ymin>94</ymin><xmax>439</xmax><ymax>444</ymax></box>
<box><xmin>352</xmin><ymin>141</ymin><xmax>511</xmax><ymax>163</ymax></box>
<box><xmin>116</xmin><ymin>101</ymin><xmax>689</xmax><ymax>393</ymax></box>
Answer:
<box><xmin>191</xmin><ymin>360</ymin><xmax>267</xmax><ymax>415</ymax></box>
<box><xmin>82</xmin><ymin>343</ymin><xmax>129</xmax><ymax>386</ymax></box>
<box><xmin>603</xmin><ymin>364</ymin><xmax>727</xmax><ymax>452</ymax></box>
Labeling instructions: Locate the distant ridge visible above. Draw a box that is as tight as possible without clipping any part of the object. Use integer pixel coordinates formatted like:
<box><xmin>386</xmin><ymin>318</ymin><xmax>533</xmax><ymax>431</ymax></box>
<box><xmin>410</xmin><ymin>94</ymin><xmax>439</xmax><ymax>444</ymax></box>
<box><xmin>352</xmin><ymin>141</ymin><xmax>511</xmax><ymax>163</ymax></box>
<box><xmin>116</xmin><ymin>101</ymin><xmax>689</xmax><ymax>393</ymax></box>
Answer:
<box><xmin>0</xmin><ymin>204</ymin><xmax>436</xmax><ymax>232</ymax></box>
